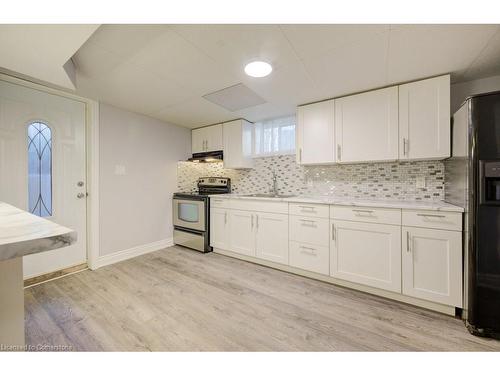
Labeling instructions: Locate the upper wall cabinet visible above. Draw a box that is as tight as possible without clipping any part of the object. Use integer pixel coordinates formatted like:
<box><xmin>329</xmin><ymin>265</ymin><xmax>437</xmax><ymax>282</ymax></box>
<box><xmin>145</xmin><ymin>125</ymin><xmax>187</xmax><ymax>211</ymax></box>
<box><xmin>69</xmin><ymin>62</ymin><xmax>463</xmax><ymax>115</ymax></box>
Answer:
<box><xmin>399</xmin><ymin>75</ymin><xmax>451</xmax><ymax>160</ymax></box>
<box><xmin>223</xmin><ymin>119</ymin><xmax>254</xmax><ymax>169</ymax></box>
<box><xmin>296</xmin><ymin>99</ymin><xmax>335</xmax><ymax>165</ymax></box>
<box><xmin>192</xmin><ymin>124</ymin><xmax>223</xmax><ymax>154</ymax></box>
<box><xmin>335</xmin><ymin>87</ymin><xmax>399</xmax><ymax>163</ymax></box>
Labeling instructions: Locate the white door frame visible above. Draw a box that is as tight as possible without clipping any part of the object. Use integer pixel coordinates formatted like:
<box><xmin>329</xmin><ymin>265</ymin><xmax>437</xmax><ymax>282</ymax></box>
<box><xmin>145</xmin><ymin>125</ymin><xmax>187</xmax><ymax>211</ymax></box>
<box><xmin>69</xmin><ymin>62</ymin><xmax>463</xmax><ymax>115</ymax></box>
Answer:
<box><xmin>0</xmin><ymin>73</ymin><xmax>100</xmax><ymax>270</ymax></box>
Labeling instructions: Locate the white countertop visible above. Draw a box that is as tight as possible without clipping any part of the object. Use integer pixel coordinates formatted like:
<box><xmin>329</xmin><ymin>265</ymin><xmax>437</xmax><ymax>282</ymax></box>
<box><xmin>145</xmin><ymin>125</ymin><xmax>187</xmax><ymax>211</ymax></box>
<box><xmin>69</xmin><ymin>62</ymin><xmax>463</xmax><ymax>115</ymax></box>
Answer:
<box><xmin>209</xmin><ymin>194</ymin><xmax>464</xmax><ymax>212</ymax></box>
<box><xmin>0</xmin><ymin>202</ymin><xmax>76</xmax><ymax>262</ymax></box>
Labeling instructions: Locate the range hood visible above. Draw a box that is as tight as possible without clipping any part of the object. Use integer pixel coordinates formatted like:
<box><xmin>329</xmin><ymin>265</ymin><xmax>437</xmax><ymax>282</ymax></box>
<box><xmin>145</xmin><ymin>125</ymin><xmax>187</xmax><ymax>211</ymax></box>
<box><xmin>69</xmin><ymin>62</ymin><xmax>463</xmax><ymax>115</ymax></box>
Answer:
<box><xmin>188</xmin><ymin>150</ymin><xmax>223</xmax><ymax>163</ymax></box>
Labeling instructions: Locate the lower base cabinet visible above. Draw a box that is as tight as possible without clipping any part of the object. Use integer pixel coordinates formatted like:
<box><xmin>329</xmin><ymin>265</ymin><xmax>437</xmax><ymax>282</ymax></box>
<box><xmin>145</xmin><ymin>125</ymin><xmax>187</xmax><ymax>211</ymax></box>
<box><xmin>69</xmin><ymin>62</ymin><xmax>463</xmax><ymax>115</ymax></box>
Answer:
<box><xmin>255</xmin><ymin>212</ymin><xmax>289</xmax><ymax>265</ymax></box>
<box><xmin>289</xmin><ymin>241</ymin><xmax>329</xmax><ymax>275</ymax></box>
<box><xmin>210</xmin><ymin>200</ymin><xmax>463</xmax><ymax>311</ymax></box>
<box><xmin>402</xmin><ymin>226</ymin><xmax>463</xmax><ymax>307</ymax></box>
<box><xmin>210</xmin><ymin>208</ymin><xmax>229</xmax><ymax>249</ymax></box>
<box><xmin>228</xmin><ymin>210</ymin><xmax>256</xmax><ymax>256</ymax></box>
<box><xmin>330</xmin><ymin>220</ymin><xmax>402</xmax><ymax>293</ymax></box>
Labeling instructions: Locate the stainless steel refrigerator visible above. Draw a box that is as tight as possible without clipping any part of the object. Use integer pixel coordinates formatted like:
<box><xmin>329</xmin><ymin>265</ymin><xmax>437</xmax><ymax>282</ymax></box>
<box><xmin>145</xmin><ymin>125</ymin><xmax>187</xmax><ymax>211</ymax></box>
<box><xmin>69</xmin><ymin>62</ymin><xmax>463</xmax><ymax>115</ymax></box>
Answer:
<box><xmin>446</xmin><ymin>91</ymin><xmax>500</xmax><ymax>337</ymax></box>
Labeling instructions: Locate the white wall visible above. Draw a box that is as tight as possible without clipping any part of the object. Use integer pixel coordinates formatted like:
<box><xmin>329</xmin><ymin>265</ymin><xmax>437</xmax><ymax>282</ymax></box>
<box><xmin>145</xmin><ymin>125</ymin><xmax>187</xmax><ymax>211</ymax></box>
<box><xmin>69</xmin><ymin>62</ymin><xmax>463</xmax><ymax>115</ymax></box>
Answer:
<box><xmin>99</xmin><ymin>104</ymin><xmax>191</xmax><ymax>256</ymax></box>
<box><xmin>451</xmin><ymin>74</ymin><xmax>500</xmax><ymax>113</ymax></box>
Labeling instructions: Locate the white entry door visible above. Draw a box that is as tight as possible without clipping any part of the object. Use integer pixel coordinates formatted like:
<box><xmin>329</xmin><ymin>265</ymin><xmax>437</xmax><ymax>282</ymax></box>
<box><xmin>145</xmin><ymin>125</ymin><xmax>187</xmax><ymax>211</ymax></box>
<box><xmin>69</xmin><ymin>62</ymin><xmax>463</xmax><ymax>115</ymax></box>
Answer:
<box><xmin>0</xmin><ymin>79</ymin><xmax>87</xmax><ymax>278</ymax></box>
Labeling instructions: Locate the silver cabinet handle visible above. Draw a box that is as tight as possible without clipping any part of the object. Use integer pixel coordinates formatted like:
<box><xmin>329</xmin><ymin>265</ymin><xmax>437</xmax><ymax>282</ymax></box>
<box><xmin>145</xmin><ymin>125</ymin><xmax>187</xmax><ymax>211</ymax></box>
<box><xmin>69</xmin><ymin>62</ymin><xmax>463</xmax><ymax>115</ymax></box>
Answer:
<box><xmin>300</xmin><ymin>246</ymin><xmax>317</xmax><ymax>255</ymax></box>
<box><xmin>298</xmin><ymin>205</ymin><xmax>316</xmax><ymax>211</ymax></box>
<box><xmin>417</xmin><ymin>213</ymin><xmax>446</xmax><ymax>218</ymax></box>
<box><xmin>406</xmin><ymin>231</ymin><xmax>411</xmax><ymax>252</ymax></box>
<box><xmin>337</xmin><ymin>145</ymin><xmax>341</xmax><ymax>161</ymax></box>
<box><xmin>352</xmin><ymin>209</ymin><xmax>374</xmax><ymax>214</ymax></box>
<box><xmin>256</xmin><ymin>214</ymin><xmax>259</xmax><ymax>229</ymax></box>
<box><xmin>403</xmin><ymin>138</ymin><xmax>409</xmax><ymax>156</ymax></box>
<box><xmin>331</xmin><ymin>223</ymin><xmax>335</xmax><ymax>241</ymax></box>
<box><xmin>224</xmin><ymin>211</ymin><xmax>227</xmax><ymax>224</ymax></box>
<box><xmin>77</xmin><ymin>192</ymin><xmax>86</xmax><ymax>199</ymax></box>
<box><xmin>299</xmin><ymin>219</ymin><xmax>316</xmax><ymax>223</ymax></box>
<box><xmin>213</xmin><ymin>199</ymin><xmax>224</xmax><ymax>203</ymax></box>
<box><xmin>251</xmin><ymin>214</ymin><xmax>254</xmax><ymax>229</ymax></box>
<box><xmin>299</xmin><ymin>148</ymin><xmax>302</xmax><ymax>163</ymax></box>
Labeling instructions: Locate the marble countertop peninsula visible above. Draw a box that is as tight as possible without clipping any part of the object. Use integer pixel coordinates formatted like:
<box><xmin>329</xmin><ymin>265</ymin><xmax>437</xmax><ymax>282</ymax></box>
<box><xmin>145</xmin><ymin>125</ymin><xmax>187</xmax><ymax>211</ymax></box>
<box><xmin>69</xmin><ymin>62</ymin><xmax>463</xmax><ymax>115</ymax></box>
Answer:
<box><xmin>0</xmin><ymin>202</ymin><xmax>76</xmax><ymax>262</ymax></box>
<box><xmin>209</xmin><ymin>194</ymin><xmax>464</xmax><ymax>212</ymax></box>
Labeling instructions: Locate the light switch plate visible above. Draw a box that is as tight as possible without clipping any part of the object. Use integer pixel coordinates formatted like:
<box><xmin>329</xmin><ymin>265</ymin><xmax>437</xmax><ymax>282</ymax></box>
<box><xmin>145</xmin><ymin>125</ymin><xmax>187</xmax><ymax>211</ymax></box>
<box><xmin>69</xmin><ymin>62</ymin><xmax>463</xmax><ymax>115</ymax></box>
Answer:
<box><xmin>416</xmin><ymin>176</ymin><xmax>426</xmax><ymax>189</ymax></box>
<box><xmin>114</xmin><ymin>165</ymin><xmax>126</xmax><ymax>175</ymax></box>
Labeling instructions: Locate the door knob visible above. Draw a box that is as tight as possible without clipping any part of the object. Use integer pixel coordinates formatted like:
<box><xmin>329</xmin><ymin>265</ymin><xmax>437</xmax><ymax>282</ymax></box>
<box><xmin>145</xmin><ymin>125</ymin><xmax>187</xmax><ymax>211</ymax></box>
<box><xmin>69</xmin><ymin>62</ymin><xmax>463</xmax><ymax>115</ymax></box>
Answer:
<box><xmin>77</xmin><ymin>193</ymin><xmax>86</xmax><ymax>199</ymax></box>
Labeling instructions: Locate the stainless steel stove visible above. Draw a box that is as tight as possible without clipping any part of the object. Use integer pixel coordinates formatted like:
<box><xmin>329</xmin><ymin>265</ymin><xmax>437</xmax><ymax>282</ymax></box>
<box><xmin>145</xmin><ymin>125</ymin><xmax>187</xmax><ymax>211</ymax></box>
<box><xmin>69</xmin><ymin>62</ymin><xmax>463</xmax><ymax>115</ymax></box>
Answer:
<box><xmin>173</xmin><ymin>177</ymin><xmax>230</xmax><ymax>252</ymax></box>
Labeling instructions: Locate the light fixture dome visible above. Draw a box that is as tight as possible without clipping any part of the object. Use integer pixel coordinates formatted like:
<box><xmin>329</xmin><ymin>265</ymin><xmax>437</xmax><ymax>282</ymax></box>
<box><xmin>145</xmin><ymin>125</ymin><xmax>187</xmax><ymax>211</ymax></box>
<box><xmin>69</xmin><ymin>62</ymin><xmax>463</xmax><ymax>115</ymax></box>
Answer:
<box><xmin>244</xmin><ymin>61</ymin><xmax>272</xmax><ymax>78</ymax></box>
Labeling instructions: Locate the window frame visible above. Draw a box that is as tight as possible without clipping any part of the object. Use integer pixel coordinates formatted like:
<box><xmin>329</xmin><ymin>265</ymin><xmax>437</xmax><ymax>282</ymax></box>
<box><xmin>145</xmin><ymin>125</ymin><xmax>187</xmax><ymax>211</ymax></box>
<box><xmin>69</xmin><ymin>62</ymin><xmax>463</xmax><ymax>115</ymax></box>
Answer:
<box><xmin>252</xmin><ymin>115</ymin><xmax>297</xmax><ymax>158</ymax></box>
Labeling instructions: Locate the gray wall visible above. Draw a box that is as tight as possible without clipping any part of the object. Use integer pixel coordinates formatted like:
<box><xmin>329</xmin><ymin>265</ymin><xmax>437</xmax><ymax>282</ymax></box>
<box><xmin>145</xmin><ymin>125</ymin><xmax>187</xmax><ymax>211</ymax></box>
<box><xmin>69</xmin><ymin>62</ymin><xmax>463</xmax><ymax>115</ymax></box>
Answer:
<box><xmin>99</xmin><ymin>104</ymin><xmax>191</xmax><ymax>256</ymax></box>
<box><xmin>451</xmin><ymin>74</ymin><xmax>500</xmax><ymax>113</ymax></box>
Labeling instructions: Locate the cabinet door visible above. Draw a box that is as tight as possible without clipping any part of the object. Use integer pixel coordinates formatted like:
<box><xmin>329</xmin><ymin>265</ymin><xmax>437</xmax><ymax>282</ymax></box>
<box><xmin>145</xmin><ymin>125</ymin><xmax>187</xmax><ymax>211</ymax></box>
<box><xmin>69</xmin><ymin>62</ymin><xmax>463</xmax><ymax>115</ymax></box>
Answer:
<box><xmin>399</xmin><ymin>75</ymin><xmax>450</xmax><ymax>160</ymax></box>
<box><xmin>402</xmin><ymin>227</ymin><xmax>462</xmax><ymax>307</ymax></box>
<box><xmin>296</xmin><ymin>100</ymin><xmax>335</xmax><ymax>165</ymax></box>
<box><xmin>255</xmin><ymin>212</ymin><xmax>289</xmax><ymax>265</ymax></box>
<box><xmin>331</xmin><ymin>220</ymin><xmax>401</xmax><ymax>292</ymax></box>
<box><xmin>223</xmin><ymin>120</ymin><xmax>253</xmax><ymax>169</ymax></box>
<box><xmin>228</xmin><ymin>210</ymin><xmax>256</xmax><ymax>256</ymax></box>
<box><xmin>335</xmin><ymin>87</ymin><xmax>398</xmax><ymax>163</ymax></box>
<box><xmin>210</xmin><ymin>208</ymin><xmax>229</xmax><ymax>249</ymax></box>
<box><xmin>192</xmin><ymin>128</ymin><xmax>206</xmax><ymax>153</ymax></box>
<box><xmin>205</xmin><ymin>124</ymin><xmax>223</xmax><ymax>152</ymax></box>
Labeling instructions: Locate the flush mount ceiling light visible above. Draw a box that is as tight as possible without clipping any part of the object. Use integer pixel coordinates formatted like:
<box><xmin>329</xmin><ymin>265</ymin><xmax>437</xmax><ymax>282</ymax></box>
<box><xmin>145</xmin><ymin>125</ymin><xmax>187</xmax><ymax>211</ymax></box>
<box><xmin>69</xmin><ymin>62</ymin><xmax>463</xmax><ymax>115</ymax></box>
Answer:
<box><xmin>244</xmin><ymin>61</ymin><xmax>272</xmax><ymax>78</ymax></box>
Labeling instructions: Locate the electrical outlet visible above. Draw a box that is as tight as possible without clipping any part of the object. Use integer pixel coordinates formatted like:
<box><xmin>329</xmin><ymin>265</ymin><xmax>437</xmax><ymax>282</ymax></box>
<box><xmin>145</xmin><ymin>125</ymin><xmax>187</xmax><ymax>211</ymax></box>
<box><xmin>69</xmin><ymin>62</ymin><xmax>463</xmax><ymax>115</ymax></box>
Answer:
<box><xmin>416</xmin><ymin>176</ymin><xmax>426</xmax><ymax>189</ymax></box>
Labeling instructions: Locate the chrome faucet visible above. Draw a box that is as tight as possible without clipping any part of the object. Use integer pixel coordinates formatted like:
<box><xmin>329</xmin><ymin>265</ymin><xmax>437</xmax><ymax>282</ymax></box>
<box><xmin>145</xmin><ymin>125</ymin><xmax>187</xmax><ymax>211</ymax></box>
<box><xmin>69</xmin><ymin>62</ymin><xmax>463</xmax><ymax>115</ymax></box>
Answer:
<box><xmin>271</xmin><ymin>170</ymin><xmax>278</xmax><ymax>196</ymax></box>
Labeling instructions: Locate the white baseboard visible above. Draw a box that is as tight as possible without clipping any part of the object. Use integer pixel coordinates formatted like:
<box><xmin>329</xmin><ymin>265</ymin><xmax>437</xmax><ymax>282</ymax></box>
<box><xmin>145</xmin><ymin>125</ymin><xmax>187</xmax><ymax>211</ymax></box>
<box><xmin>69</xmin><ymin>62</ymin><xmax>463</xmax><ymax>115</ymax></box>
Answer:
<box><xmin>91</xmin><ymin>238</ymin><xmax>173</xmax><ymax>270</ymax></box>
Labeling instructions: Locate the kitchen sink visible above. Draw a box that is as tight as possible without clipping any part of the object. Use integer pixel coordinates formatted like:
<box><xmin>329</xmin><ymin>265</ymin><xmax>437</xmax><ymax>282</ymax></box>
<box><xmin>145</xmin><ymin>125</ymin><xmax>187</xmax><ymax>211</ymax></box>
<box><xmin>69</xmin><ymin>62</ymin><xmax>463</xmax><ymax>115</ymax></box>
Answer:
<box><xmin>242</xmin><ymin>193</ymin><xmax>297</xmax><ymax>198</ymax></box>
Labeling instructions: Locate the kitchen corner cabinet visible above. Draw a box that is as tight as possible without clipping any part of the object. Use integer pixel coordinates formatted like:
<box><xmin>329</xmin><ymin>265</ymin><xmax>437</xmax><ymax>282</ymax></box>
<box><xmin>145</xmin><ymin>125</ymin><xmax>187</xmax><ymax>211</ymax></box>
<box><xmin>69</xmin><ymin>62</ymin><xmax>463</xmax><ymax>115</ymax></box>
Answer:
<box><xmin>223</xmin><ymin>119</ymin><xmax>254</xmax><ymax>169</ymax></box>
<box><xmin>335</xmin><ymin>87</ymin><xmax>398</xmax><ymax>163</ymax></box>
<box><xmin>192</xmin><ymin>124</ymin><xmax>223</xmax><ymax>153</ymax></box>
<box><xmin>255</xmin><ymin>212</ymin><xmax>289</xmax><ymax>265</ymax></box>
<box><xmin>399</xmin><ymin>74</ymin><xmax>451</xmax><ymax>160</ymax></box>
<box><xmin>210</xmin><ymin>208</ymin><xmax>229</xmax><ymax>249</ymax></box>
<box><xmin>402</xmin><ymin>226</ymin><xmax>462</xmax><ymax>307</ymax></box>
<box><xmin>296</xmin><ymin>99</ymin><xmax>335</xmax><ymax>165</ymax></box>
<box><xmin>330</xmin><ymin>220</ymin><xmax>402</xmax><ymax>293</ymax></box>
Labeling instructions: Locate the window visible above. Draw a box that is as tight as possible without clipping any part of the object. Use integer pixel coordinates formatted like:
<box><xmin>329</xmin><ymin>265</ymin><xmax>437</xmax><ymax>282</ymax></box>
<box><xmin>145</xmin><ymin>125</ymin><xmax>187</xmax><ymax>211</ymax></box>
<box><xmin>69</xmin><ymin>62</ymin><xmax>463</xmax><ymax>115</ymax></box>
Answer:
<box><xmin>253</xmin><ymin>115</ymin><xmax>296</xmax><ymax>157</ymax></box>
<box><xmin>27</xmin><ymin>122</ymin><xmax>52</xmax><ymax>217</ymax></box>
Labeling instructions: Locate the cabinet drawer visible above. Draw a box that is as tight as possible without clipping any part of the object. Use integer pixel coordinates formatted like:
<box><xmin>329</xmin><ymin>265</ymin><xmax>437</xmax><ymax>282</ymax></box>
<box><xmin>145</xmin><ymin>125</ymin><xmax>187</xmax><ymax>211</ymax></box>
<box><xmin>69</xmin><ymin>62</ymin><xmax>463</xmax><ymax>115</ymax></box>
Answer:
<box><xmin>402</xmin><ymin>210</ymin><xmax>462</xmax><ymax>231</ymax></box>
<box><xmin>230</xmin><ymin>199</ymin><xmax>288</xmax><ymax>214</ymax></box>
<box><xmin>289</xmin><ymin>203</ymin><xmax>329</xmax><ymax>218</ymax></box>
<box><xmin>289</xmin><ymin>241</ymin><xmax>329</xmax><ymax>275</ymax></box>
<box><xmin>210</xmin><ymin>198</ymin><xmax>231</xmax><ymax>209</ymax></box>
<box><xmin>330</xmin><ymin>205</ymin><xmax>401</xmax><ymax>225</ymax></box>
<box><xmin>289</xmin><ymin>216</ymin><xmax>329</xmax><ymax>246</ymax></box>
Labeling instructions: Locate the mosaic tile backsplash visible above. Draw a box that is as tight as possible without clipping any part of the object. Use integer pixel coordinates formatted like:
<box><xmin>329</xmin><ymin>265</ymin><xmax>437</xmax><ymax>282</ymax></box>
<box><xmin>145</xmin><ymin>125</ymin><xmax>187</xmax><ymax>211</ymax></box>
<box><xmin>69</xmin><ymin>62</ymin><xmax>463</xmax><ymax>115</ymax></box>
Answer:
<box><xmin>177</xmin><ymin>154</ymin><xmax>445</xmax><ymax>201</ymax></box>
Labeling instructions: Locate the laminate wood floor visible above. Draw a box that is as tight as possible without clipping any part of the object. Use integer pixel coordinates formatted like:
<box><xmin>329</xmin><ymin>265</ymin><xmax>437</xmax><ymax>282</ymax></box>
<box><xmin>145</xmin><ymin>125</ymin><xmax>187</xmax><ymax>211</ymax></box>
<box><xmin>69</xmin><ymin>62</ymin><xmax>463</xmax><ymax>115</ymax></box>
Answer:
<box><xmin>25</xmin><ymin>246</ymin><xmax>500</xmax><ymax>351</ymax></box>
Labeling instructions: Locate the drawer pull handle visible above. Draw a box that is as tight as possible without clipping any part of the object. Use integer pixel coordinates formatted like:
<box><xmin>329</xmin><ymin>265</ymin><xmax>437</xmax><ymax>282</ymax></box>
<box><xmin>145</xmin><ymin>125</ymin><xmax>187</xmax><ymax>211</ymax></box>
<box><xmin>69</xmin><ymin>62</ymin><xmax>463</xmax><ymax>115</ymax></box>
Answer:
<box><xmin>416</xmin><ymin>213</ymin><xmax>446</xmax><ymax>218</ymax></box>
<box><xmin>353</xmin><ymin>209</ymin><xmax>374</xmax><ymax>214</ymax></box>
<box><xmin>213</xmin><ymin>199</ymin><xmax>224</xmax><ymax>203</ymax></box>
<box><xmin>300</xmin><ymin>246</ymin><xmax>317</xmax><ymax>255</ymax></box>
<box><xmin>299</xmin><ymin>219</ymin><xmax>316</xmax><ymax>224</ymax></box>
<box><xmin>299</xmin><ymin>205</ymin><xmax>316</xmax><ymax>210</ymax></box>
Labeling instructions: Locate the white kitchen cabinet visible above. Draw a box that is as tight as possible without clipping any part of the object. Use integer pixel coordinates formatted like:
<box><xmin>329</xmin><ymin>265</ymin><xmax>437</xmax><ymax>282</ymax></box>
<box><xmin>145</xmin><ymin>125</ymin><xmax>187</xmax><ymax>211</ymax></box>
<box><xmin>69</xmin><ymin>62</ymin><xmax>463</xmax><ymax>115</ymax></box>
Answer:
<box><xmin>255</xmin><ymin>212</ymin><xmax>289</xmax><ymax>265</ymax></box>
<box><xmin>210</xmin><ymin>208</ymin><xmax>229</xmax><ymax>250</ymax></box>
<box><xmin>223</xmin><ymin>119</ymin><xmax>253</xmax><ymax>169</ymax></box>
<box><xmin>228</xmin><ymin>210</ymin><xmax>256</xmax><ymax>256</ymax></box>
<box><xmin>335</xmin><ymin>87</ymin><xmax>399</xmax><ymax>163</ymax></box>
<box><xmin>296</xmin><ymin>100</ymin><xmax>335</xmax><ymax>165</ymax></box>
<box><xmin>399</xmin><ymin>75</ymin><xmax>451</xmax><ymax>160</ymax></box>
<box><xmin>402</xmin><ymin>226</ymin><xmax>462</xmax><ymax>307</ymax></box>
<box><xmin>331</xmin><ymin>220</ymin><xmax>402</xmax><ymax>293</ymax></box>
<box><xmin>192</xmin><ymin>124</ymin><xmax>223</xmax><ymax>153</ymax></box>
